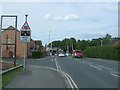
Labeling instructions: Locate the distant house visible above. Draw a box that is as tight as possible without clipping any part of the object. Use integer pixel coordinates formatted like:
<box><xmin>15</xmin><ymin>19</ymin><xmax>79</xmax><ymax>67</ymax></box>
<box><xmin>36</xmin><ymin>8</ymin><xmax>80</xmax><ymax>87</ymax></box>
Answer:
<box><xmin>1</xmin><ymin>26</ymin><xmax>38</xmax><ymax>59</ymax></box>
<box><xmin>111</xmin><ymin>38</ymin><xmax>120</xmax><ymax>45</ymax></box>
<box><xmin>114</xmin><ymin>40</ymin><xmax>120</xmax><ymax>45</ymax></box>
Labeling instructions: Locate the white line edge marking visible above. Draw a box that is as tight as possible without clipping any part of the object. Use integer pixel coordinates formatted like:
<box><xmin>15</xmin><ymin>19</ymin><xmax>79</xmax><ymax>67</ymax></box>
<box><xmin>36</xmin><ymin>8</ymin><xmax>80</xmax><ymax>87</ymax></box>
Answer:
<box><xmin>65</xmin><ymin>72</ymin><xmax>79</xmax><ymax>89</ymax></box>
<box><xmin>89</xmin><ymin>64</ymin><xmax>102</xmax><ymax>70</ymax></box>
<box><xmin>52</xmin><ymin>59</ymin><xmax>53</xmax><ymax>62</ymax></box>
<box><xmin>54</xmin><ymin>58</ymin><xmax>59</xmax><ymax>71</ymax></box>
<box><xmin>110</xmin><ymin>73</ymin><xmax>120</xmax><ymax>78</ymax></box>
<box><xmin>55</xmin><ymin>57</ymin><xmax>79</xmax><ymax>89</ymax></box>
<box><xmin>64</xmin><ymin>74</ymin><xmax>74</xmax><ymax>88</ymax></box>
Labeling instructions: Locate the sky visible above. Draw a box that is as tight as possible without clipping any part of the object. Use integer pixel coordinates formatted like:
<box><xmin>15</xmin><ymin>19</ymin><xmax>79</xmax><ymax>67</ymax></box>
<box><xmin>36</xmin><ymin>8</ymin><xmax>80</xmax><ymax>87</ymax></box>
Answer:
<box><xmin>1</xmin><ymin>1</ymin><xmax>118</xmax><ymax>45</ymax></box>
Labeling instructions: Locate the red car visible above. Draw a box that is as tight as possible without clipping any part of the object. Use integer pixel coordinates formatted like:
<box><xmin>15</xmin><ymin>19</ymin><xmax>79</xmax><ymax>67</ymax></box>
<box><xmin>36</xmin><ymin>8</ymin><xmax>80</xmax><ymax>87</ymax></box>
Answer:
<box><xmin>73</xmin><ymin>50</ymin><xmax>83</xmax><ymax>58</ymax></box>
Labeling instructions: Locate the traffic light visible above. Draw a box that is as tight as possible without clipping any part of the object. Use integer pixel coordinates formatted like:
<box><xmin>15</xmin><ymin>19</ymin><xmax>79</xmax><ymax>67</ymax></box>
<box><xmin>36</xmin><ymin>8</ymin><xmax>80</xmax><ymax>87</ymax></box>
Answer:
<box><xmin>21</xmin><ymin>31</ymin><xmax>30</xmax><ymax>36</ymax></box>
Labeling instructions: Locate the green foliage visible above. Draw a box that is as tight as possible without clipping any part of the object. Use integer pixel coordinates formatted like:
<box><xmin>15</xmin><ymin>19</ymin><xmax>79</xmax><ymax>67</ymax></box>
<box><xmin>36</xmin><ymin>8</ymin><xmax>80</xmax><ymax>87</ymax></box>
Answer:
<box><xmin>75</xmin><ymin>40</ymin><xmax>90</xmax><ymax>50</ymax></box>
<box><xmin>83</xmin><ymin>45</ymin><xmax>120</xmax><ymax>60</ymax></box>
<box><xmin>48</xmin><ymin>34</ymin><xmax>118</xmax><ymax>56</ymax></box>
<box><xmin>34</xmin><ymin>40</ymin><xmax>43</xmax><ymax>51</ymax></box>
<box><xmin>32</xmin><ymin>51</ymin><xmax>43</xmax><ymax>58</ymax></box>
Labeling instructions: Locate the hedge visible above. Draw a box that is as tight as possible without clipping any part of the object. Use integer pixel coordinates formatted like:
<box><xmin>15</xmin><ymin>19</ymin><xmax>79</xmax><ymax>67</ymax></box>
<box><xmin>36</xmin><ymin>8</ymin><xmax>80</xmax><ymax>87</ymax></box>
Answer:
<box><xmin>83</xmin><ymin>45</ymin><xmax>120</xmax><ymax>60</ymax></box>
<box><xmin>32</xmin><ymin>51</ymin><xmax>43</xmax><ymax>58</ymax></box>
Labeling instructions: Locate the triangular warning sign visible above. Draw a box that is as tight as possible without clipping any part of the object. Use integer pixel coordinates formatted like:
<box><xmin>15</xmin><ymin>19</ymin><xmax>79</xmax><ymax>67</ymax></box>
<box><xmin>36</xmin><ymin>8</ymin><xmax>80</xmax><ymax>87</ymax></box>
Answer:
<box><xmin>21</xmin><ymin>22</ymin><xmax>31</xmax><ymax>30</ymax></box>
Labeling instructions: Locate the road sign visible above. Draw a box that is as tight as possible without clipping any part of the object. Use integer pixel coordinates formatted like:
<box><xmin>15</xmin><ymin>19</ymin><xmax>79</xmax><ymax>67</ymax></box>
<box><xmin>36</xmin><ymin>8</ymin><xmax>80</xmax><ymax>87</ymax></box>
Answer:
<box><xmin>20</xmin><ymin>22</ymin><xmax>31</xmax><ymax>43</ymax></box>
<box><xmin>21</xmin><ymin>22</ymin><xmax>30</xmax><ymax>30</ymax></box>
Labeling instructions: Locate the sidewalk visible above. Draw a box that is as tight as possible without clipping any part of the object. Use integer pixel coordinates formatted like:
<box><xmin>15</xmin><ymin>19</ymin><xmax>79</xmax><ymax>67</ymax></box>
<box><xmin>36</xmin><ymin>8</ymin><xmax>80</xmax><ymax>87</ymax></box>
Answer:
<box><xmin>5</xmin><ymin>65</ymin><xmax>67</xmax><ymax>88</ymax></box>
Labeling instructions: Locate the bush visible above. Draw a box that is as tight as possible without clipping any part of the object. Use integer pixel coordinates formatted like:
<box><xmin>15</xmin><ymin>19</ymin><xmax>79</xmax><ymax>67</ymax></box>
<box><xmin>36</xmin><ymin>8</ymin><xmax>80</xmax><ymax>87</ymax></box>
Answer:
<box><xmin>32</xmin><ymin>51</ymin><xmax>43</xmax><ymax>58</ymax></box>
<box><xmin>83</xmin><ymin>45</ymin><xmax>120</xmax><ymax>60</ymax></box>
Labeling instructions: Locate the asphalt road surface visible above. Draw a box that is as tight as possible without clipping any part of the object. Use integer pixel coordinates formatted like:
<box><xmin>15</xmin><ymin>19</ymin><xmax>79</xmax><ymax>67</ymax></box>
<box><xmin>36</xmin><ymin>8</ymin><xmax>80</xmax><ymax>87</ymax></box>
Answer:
<box><xmin>4</xmin><ymin>56</ymin><xmax>119</xmax><ymax>88</ymax></box>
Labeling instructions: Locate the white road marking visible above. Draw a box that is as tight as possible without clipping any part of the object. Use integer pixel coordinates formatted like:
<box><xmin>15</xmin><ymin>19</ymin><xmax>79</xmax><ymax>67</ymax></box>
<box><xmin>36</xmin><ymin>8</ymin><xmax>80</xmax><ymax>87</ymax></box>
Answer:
<box><xmin>97</xmin><ymin>65</ymin><xmax>113</xmax><ymax>71</ymax></box>
<box><xmin>64</xmin><ymin>74</ymin><xmax>74</xmax><ymax>88</ymax></box>
<box><xmin>54</xmin><ymin>58</ymin><xmax>59</xmax><ymax>71</ymax></box>
<box><xmin>78</xmin><ymin>60</ymin><xmax>85</xmax><ymax>64</ymax></box>
<box><xmin>89</xmin><ymin>64</ymin><xmax>102</xmax><ymax>70</ymax></box>
<box><xmin>64</xmin><ymin>72</ymin><xmax>79</xmax><ymax>90</ymax></box>
<box><xmin>85</xmin><ymin>61</ymin><xmax>92</xmax><ymax>65</ymax></box>
<box><xmin>75</xmin><ymin>59</ymin><xmax>78</xmax><ymax>61</ymax></box>
<box><xmin>54</xmin><ymin>58</ymin><xmax>79</xmax><ymax>89</ymax></box>
<box><xmin>52</xmin><ymin>59</ymin><xmax>54</xmax><ymax>62</ymax></box>
<box><xmin>81</xmin><ymin>61</ymin><xmax>85</xmax><ymax>64</ymax></box>
<box><xmin>110</xmin><ymin>71</ymin><xmax>120</xmax><ymax>78</ymax></box>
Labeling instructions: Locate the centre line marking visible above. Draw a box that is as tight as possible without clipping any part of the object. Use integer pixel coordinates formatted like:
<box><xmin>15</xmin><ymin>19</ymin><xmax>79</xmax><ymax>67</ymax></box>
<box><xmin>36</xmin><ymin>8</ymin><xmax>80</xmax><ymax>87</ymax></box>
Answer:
<box><xmin>89</xmin><ymin>64</ymin><xmax>102</xmax><ymax>70</ymax></box>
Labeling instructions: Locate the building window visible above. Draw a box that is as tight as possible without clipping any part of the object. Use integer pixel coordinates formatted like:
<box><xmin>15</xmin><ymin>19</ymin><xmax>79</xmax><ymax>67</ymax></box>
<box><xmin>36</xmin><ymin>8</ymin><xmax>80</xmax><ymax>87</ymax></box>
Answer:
<box><xmin>8</xmin><ymin>39</ymin><xmax>11</xmax><ymax>43</ymax></box>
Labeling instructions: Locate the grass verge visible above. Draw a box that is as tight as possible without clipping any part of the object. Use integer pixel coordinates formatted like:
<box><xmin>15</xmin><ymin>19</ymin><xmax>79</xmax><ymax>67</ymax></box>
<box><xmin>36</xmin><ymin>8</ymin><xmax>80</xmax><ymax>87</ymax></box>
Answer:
<box><xmin>2</xmin><ymin>66</ymin><xmax>23</xmax><ymax>88</ymax></box>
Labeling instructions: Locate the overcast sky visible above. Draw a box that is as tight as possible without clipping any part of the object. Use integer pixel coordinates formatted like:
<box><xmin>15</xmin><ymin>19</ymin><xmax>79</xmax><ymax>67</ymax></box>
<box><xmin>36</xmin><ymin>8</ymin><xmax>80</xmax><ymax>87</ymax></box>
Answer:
<box><xmin>1</xmin><ymin>1</ymin><xmax>118</xmax><ymax>45</ymax></box>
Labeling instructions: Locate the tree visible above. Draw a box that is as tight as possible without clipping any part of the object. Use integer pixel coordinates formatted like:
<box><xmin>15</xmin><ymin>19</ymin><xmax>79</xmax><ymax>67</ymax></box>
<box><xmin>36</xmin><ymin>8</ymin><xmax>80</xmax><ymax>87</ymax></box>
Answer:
<box><xmin>102</xmin><ymin>34</ymin><xmax>112</xmax><ymax>45</ymax></box>
<box><xmin>34</xmin><ymin>40</ymin><xmax>43</xmax><ymax>51</ymax></box>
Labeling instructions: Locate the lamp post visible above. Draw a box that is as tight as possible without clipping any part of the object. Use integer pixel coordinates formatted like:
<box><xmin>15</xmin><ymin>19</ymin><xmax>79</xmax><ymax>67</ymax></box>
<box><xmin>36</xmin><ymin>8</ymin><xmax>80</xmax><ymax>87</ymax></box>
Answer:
<box><xmin>49</xmin><ymin>31</ymin><xmax>51</xmax><ymax>55</ymax></box>
<box><xmin>101</xmin><ymin>39</ymin><xmax>103</xmax><ymax>46</ymax></box>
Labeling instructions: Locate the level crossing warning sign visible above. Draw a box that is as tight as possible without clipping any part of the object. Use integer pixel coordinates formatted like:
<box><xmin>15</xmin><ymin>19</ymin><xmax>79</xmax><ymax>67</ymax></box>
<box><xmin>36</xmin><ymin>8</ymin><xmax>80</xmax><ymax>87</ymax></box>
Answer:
<box><xmin>20</xmin><ymin>22</ymin><xmax>31</xmax><ymax>43</ymax></box>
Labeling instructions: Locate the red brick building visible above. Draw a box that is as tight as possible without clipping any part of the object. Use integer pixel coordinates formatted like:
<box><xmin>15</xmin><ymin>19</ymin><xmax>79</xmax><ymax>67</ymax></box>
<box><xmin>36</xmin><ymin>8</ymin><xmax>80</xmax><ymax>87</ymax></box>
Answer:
<box><xmin>2</xmin><ymin>26</ymin><xmax>33</xmax><ymax>59</ymax></box>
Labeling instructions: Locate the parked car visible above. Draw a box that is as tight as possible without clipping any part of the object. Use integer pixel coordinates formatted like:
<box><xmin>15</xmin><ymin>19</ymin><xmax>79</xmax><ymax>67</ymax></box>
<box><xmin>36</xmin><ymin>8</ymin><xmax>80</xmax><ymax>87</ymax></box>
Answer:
<box><xmin>73</xmin><ymin>50</ymin><xmax>83</xmax><ymax>58</ymax></box>
<box><xmin>58</xmin><ymin>53</ymin><xmax>66</xmax><ymax>57</ymax></box>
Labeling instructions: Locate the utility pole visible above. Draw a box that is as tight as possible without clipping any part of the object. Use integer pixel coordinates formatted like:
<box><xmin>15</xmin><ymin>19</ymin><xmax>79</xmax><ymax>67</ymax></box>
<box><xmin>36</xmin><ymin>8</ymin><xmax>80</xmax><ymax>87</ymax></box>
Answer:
<box><xmin>0</xmin><ymin>16</ymin><xmax>2</xmax><ymax>60</ymax></box>
<box><xmin>49</xmin><ymin>31</ymin><xmax>51</xmax><ymax>55</ymax></box>
<box><xmin>72</xmin><ymin>43</ymin><xmax>73</xmax><ymax>51</ymax></box>
<box><xmin>101</xmin><ymin>39</ymin><xmax>103</xmax><ymax>46</ymax></box>
<box><xmin>67</xmin><ymin>45</ymin><xmax>69</xmax><ymax>53</ymax></box>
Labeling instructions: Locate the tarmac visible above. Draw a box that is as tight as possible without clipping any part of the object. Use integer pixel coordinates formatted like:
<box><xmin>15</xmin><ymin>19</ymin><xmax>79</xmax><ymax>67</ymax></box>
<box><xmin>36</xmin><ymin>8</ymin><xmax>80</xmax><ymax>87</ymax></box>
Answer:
<box><xmin>5</xmin><ymin>65</ymin><xmax>67</xmax><ymax>88</ymax></box>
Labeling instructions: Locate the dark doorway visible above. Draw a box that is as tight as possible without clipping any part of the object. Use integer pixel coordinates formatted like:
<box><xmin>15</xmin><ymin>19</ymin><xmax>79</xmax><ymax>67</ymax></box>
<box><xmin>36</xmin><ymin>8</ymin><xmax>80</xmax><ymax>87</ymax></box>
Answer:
<box><xmin>9</xmin><ymin>51</ymin><xmax>13</xmax><ymax>58</ymax></box>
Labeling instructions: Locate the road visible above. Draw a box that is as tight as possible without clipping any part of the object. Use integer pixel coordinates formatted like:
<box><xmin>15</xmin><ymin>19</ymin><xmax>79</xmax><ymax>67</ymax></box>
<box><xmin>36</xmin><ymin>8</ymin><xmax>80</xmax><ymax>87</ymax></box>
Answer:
<box><xmin>5</xmin><ymin>56</ymin><xmax>119</xmax><ymax>88</ymax></box>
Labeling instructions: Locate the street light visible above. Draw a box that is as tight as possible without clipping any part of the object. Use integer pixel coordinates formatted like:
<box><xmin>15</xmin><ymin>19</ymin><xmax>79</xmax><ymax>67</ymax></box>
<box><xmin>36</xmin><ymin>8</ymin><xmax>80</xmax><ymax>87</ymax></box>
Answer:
<box><xmin>101</xmin><ymin>39</ymin><xmax>103</xmax><ymax>46</ymax></box>
<box><xmin>48</xmin><ymin>31</ymin><xmax>52</xmax><ymax>55</ymax></box>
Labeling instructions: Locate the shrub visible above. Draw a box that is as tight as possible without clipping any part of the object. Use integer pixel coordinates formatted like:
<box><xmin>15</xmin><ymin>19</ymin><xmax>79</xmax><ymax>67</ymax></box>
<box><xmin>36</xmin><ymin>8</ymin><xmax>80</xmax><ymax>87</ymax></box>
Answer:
<box><xmin>32</xmin><ymin>51</ymin><xmax>43</xmax><ymax>58</ymax></box>
<box><xmin>83</xmin><ymin>45</ymin><xmax>120</xmax><ymax>60</ymax></box>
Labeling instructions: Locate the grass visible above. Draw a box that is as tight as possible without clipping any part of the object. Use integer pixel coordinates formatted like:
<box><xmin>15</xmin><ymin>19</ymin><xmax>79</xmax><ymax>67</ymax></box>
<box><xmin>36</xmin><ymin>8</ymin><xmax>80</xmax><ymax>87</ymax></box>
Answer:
<box><xmin>2</xmin><ymin>66</ymin><xmax>23</xmax><ymax>88</ymax></box>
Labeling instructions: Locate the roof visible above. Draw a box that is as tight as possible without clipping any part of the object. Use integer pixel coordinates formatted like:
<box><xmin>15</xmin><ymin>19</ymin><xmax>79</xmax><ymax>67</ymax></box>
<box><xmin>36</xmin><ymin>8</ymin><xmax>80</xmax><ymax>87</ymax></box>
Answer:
<box><xmin>111</xmin><ymin>38</ymin><xmax>120</xmax><ymax>45</ymax></box>
<box><xmin>114</xmin><ymin>40</ymin><xmax>120</xmax><ymax>45</ymax></box>
<box><xmin>2</xmin><ymin>25</ymin><xmax>20</xmax><ymax>32</ymax></box>
<box><xmin>2</xmin><ymin>25</ymin><xmax>34</xmax><ymax>41</ymax></box>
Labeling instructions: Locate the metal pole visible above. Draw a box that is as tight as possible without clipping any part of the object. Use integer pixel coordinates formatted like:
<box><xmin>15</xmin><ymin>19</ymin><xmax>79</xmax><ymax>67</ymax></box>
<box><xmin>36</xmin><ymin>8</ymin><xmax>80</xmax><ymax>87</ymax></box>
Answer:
<box><xmin>14</xmin><ymin>16</ymin><xmax>17</xmax><ymax>66</ymax></box>
<box><xmin>25</xmin><ymin>14</ymin><xmax>28</xmax><ymax>22</ymax></box>
<box><xmin>67</xmin><ymin>45</ymin><xmax>69</xmax><ymax>53</ymax></box>
<box><xmin>49</xmin><ymin>31</ymin><xmax>51</xmax><ymax>46</ymax></box>
<box><xmin>0</xmin><ymin>16</ymin><xmax>2</xmax><ymax>59</ymax></box>
<box><xmin>101</xmin><ymin>40</ymin><xmax>103</xmax><ymax>46</ymax></box>
<box><xmin>24</xmin><ymin>43</ymin><xmax>26</xmax><ymax>70</ymax></box>
<box><xmin>72</xmin><ymin>43</ymin><xmax>73</xmax><ymax>51</ymax></box>
<box><xmin>49</xmin><ymin>31</ymin><xmax>51</xmax><ymax>55</ymax></box>
<box><xmin>23</xmin><ymin>14</ymin><xmax>28</xmax><ymax>70</ymax></box>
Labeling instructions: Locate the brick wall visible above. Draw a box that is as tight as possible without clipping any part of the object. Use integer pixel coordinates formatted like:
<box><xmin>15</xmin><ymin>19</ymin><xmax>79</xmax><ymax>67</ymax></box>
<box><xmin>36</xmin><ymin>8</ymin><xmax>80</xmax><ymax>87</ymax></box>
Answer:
<box><xmin>2</xmin><ymin>26</ymin><xmax>28</xmax><ymax>59</ymax></box>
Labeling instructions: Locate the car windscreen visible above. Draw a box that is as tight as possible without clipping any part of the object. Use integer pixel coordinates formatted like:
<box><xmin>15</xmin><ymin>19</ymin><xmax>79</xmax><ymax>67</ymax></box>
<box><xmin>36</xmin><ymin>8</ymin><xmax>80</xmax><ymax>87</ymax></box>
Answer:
<box><xmin>75</xmin><ymin>51</ymin><xmax>82</xmax><ymax>53</ymax></box>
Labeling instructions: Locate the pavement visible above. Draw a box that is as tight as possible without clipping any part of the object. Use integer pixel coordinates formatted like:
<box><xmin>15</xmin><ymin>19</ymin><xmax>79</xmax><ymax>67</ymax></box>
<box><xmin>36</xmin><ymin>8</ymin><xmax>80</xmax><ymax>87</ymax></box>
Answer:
<box><xmin>5</xmin><ymin>64</ymin><xmax>67</xmax><ymax>88</ymax></box>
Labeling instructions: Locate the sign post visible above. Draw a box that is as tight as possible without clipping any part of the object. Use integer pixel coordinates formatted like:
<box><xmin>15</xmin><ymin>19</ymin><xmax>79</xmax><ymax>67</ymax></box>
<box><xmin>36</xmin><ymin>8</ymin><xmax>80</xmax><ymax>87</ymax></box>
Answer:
<box><xmin>20</xmin><ymin>15</ymin><xmax>31</xmax><ymax>70</ymax></box>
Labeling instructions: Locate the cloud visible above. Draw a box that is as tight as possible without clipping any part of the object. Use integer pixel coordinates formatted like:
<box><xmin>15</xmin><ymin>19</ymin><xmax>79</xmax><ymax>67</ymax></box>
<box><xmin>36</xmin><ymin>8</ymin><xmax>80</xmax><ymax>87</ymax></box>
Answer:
<box><xmin>44</xmin><ymin>14</ymin><xmax>80</xmax><ymax>21</ymax></box>
<box><xmin>53</xmin><ymin>16</ymin><xmax>63</xmax><ymax>20</ymax></box>
<box><xmin>44</xmin><ymin>14</ymin><xmax>51</xmax><ymax>20</ymax></box>
<box><xmin>64</xmin><ymin>14</ymin><xmax>80</xmax><ymax>21</ymax></box>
